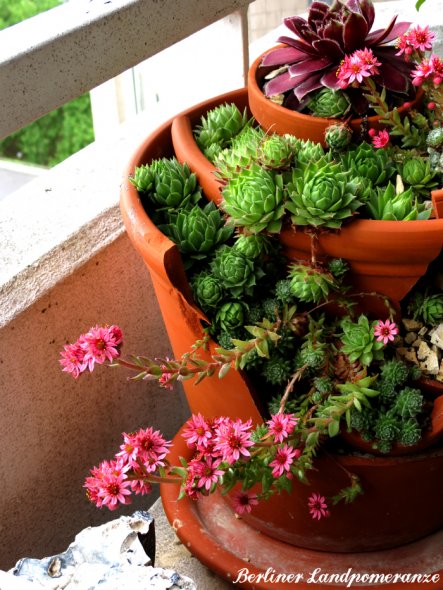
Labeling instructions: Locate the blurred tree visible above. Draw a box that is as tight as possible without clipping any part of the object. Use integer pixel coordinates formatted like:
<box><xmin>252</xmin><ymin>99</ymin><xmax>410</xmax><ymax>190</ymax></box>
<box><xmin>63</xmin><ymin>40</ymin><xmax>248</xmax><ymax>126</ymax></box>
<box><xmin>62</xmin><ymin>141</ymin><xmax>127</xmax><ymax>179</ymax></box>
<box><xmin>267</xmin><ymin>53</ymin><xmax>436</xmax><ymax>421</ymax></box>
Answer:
<box><xmin>0</xmin><ymin>0</ymin><xmax>95</xmax><ymax>166</ymax></box>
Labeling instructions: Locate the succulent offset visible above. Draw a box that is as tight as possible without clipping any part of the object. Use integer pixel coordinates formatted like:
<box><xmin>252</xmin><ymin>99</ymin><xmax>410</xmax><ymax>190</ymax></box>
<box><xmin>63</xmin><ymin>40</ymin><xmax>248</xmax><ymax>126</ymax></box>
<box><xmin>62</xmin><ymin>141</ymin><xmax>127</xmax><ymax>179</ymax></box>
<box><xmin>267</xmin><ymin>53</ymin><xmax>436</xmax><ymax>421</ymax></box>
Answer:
<box><xmin>286</xmin><ymin>160</ymin><xmax>362</xmax><ymax>229</ymax></box>
<box><xmin>221</xmin><ymin>164</ymin><xmax>285</xmax><ymax>234</ymax></box>
<box><xmin>161</xmin><ymin>201</ymin><xmax>233</xmax><ymax>263</ymax></box>
<box><xmin>194</xmin><ymin>103</ymin><xmax>249</xmax><ymax>154</ymax></box>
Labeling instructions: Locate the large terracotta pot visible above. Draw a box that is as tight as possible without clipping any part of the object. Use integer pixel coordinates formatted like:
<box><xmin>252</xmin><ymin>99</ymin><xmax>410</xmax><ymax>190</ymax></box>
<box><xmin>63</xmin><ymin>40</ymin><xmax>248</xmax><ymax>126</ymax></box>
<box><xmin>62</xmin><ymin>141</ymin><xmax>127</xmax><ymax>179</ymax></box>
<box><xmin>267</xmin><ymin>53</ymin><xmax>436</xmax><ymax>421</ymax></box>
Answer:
<box><xmin>171</xmin><ymin>88</ymin><xmax>443</xmax><ymax>306</ymax></box>
<box><xmin>247</xmin><ymin>47</ymin><xmax>423</xmax><ymax>145</ymax></box>
<box><xmin>121</xmin><ymin>93</ymin><xmax>443</xmax><ymax>559</ymax></box>
<box><xmin>120</xmin><ymin>90</ymin><xmax>262</xmax><ymax>424</ymax></box>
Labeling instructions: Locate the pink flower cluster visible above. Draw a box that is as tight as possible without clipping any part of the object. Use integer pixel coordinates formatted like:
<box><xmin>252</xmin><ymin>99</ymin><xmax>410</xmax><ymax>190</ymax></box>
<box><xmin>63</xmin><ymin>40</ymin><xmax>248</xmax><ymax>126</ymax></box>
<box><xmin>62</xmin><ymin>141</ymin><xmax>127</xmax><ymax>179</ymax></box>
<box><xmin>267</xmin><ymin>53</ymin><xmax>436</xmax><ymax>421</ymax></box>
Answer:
<box><xmin>337</xmin><ymin>48</ymin><xmax>381</xmax><ymax>89</ymax></box>
<box><xmin>181</xmin><ymin>412</ymin><xmax>302</xmax><ymax>509</ymax></box>
<box><xmin>84</xmin><ymin>427</ymin><xmax>171</xmax><ymax>510</ymax></box>
<box><xmin>59</xmin><ymin>325</ymin><xmax>123</xmax><ymax>378</ymax></box>
<box><xmin>411</xmin><ymin>54</ymin><xmax>443</xmax><ymax>87</ymax></box>
<box><xmin>368</xmin><ymin>128</ymin><xmax>390</xmax><ymax>149</ymax></box>
<box><xmin>396</xmin><ymin>25</ymin><xmax>435</xmax><ymax>57</ymax></box>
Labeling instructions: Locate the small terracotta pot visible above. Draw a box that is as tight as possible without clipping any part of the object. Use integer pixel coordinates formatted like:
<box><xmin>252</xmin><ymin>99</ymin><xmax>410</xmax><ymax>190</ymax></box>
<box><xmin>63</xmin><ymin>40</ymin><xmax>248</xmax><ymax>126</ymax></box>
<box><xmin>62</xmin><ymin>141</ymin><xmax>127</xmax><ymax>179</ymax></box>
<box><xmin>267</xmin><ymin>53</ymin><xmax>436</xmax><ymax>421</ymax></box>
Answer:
<box><xmin>341</xmin><ymin>394</ymin><xmax>443</xmax><ymax>457</ymax></box>
<box><xmin>247</xmin><ymin>47</ymin><xmax>423</xmax><ymax>145</ymax></box>
<box><xmin>171</xmin><ymin>88</ymin><xmax>443</xmax><ymax>306</ymax></box>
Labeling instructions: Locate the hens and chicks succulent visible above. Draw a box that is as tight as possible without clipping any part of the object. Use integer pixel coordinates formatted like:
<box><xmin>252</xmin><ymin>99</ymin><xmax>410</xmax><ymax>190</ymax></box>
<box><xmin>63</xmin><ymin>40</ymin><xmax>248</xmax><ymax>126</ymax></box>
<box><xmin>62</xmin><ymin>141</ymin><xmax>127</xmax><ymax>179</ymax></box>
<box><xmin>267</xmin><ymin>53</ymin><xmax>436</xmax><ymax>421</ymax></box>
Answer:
<box><xmin>129</xmin><ymin>102</ymin><xmax>443</xmax><ymax>455</ymax></box>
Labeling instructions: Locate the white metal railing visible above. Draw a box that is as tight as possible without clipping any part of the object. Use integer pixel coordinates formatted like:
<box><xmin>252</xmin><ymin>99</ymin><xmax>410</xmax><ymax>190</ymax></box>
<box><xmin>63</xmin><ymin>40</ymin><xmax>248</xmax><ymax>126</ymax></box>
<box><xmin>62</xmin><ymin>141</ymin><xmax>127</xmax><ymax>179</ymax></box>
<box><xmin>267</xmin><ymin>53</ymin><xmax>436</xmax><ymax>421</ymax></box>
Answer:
<box><xmin>0</xmin><ymin>0</ymin><xmax>252</xmax><ymax>140</ymax></box>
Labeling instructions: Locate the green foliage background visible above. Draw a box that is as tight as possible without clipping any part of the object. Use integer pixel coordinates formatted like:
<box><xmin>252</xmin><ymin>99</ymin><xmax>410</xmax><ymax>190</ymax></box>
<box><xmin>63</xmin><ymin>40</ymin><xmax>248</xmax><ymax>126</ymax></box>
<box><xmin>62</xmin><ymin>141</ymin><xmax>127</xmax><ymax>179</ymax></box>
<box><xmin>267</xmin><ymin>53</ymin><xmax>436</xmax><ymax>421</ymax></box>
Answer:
<box><xmin>0</xmin><ymin>0</ymin><xmax>95</xmax><ymax>167</ymax></box>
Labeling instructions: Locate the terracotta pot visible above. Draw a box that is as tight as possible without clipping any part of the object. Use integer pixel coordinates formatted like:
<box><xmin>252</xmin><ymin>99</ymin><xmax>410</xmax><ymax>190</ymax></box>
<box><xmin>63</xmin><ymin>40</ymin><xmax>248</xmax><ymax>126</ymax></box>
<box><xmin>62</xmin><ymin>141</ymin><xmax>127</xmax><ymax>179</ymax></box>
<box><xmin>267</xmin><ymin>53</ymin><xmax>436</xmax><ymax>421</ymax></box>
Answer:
<box><xmin>171</xmin><ymin>88</ymin><xmax>443</xmax><ymax>306</ymax></box>
<box><xmin>120</xmin><ymin>91</ymin><xmax>262</xmax><ymax>424</ymax></box>
<box><xmin>247</xmin><ymin>47</ymin><xmax>423</xmax><ymax>145</ymax></box>
<box><xmin>340</xmin><ymin>394</ymin><xmax>443</xmax><ymax>457</ymax></box>
<box><xmin>121</xmin><ymin>91</ymin><xmax>443</xmax><ymax>557</ymax></box>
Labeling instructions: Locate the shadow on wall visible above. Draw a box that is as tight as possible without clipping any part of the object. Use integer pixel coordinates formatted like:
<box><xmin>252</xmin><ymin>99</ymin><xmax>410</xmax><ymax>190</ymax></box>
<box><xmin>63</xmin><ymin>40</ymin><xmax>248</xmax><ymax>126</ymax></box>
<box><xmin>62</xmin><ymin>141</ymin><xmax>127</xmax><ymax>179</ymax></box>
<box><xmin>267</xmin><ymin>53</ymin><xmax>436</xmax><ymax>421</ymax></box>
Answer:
<box><xmin>0</xmin><ymin>233</ymin><xmax>190</xmax><ymax>570</ymax></box>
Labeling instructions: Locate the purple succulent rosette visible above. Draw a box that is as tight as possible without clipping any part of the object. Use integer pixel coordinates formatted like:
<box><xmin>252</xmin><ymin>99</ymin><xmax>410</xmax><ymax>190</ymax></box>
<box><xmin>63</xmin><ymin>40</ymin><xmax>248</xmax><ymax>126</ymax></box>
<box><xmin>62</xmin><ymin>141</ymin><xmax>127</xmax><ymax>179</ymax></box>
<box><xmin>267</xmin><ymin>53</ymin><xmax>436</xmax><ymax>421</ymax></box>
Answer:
<box><xmin>261</xmin><ymin>0</ymin><xmax>414</xmax><ymax>114</ymax></box>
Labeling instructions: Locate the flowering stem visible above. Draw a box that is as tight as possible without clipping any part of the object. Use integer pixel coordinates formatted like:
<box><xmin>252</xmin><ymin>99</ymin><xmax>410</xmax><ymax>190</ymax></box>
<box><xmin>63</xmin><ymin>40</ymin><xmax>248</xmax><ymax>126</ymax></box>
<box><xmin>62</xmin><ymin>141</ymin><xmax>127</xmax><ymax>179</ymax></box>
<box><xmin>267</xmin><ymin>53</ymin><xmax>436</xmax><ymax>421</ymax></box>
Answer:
<box><xmin>278</xmin><ymin>365</ymin><xmax>308</xmax><ymax>414</ymax></box>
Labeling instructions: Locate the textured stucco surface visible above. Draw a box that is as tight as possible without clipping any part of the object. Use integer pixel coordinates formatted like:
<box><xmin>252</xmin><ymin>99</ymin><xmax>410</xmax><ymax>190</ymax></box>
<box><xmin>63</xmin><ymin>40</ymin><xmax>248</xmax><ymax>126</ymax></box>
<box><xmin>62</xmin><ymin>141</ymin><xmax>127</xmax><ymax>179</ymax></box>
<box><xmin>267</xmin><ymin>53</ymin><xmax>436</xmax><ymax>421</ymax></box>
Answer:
<box><xmin>0</xmin><ymin>233</ymin><xmax>189</xmax><ymax>570</ymax></box>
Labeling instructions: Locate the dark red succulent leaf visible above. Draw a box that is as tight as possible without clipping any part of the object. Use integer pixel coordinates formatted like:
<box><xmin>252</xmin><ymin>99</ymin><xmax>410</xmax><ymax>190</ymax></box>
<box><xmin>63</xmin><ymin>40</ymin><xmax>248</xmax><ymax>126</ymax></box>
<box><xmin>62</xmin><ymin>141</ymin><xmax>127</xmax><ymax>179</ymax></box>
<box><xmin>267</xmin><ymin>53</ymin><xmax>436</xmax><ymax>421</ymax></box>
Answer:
<box><xmin>345</xmin><ymin>87</ymin><xmax>370</xmax><ymax>115</ymax></box>
<box><xmin>366</xmin><ymin>18</ymin><xmax>411</xmax><ymax>46</ymax></box>
<box><xmin>265</xmin><ymin>68</ymin><xmax>320</xmax><ymax>97</ymax></box>
<box><xmin>323</xmin><ymin>19</ymin><xmax>346</xmax><ymax>45</ymax></box>
<box><xmin>312</xmin><ymin>39</ymin><xmax>344</xmax><ymax>61</ymax></box>
<box><xmin>283</xmin><ymin>16</ymin><xmax>321</xmax><ymax>44</ymax></box>
<box><xmin>343</xmin><ymin>12</ymin><xmax>370</xmax><ymax>53</ymax></box>
<box><xmin>375</xmin><ymin>62</ymin><xmax>410</xmax><ymax>93</ymax></box>
<box><xmin>308</xmin><ymin>1</ymin><xmax>331</xmax><ymax>30</ymax></box>
<box><xmin>276</xmin><ymin>35</ymin><xmax>318</xmax><ymax>55</ymax></box>
<box><xmin>294</xmin><ymin>73</ymin><xmax>324</xmax><ymax>100</ymax></box>
<box><xmin>347</xmin><ymin>0</ymin><xmax>375</xmax><ymax>29</ymax></box>
<box><xmin>261</xmin><ymin>46</ymin><xmax>309</xmax><ymax>67</ymax></box>
<box><xmin>320</xmin><ymin>69</ymin><xmax>342</xmax><ymax>90</ymax></box>
<box><xmin>374</xmin><ymin>46</ymin><xmax>415</xmax><ymax>75</ymax></box>
<box><xmin>264</xmin><ymin>71</ymin><xmax>300</xmax><ymax>96</ymax></box>
<box><xmin>289</xmin><ymin>56</ymin><xmax>333</xmax><ymax>75</ymax></box>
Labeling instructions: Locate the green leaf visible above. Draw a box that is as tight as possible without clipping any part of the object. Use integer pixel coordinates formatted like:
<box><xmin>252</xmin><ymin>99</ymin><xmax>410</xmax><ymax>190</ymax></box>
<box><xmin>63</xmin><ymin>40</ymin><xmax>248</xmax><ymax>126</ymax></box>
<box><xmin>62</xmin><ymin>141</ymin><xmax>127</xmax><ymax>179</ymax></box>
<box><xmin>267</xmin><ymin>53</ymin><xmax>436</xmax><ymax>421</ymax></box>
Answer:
<box><xmin>218</xmin><ymin>362</ymin><xmax>231</xmax><ymax>379</ymax></box>
<box><xmin>328</xmin><ymin>419</ymin><xmax>340</xmax><ymax>437</ymax></box>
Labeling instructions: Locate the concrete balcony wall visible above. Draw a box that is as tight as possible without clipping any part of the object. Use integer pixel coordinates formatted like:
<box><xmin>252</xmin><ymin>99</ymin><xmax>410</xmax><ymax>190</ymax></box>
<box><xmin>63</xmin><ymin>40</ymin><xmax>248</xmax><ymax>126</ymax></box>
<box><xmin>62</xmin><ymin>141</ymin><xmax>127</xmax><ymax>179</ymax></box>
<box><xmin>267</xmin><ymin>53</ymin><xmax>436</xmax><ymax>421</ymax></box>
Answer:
<box><xmin>0</xmin><ymin>230</ymin><xmax>190</xmax><ymax>570</ymax></box>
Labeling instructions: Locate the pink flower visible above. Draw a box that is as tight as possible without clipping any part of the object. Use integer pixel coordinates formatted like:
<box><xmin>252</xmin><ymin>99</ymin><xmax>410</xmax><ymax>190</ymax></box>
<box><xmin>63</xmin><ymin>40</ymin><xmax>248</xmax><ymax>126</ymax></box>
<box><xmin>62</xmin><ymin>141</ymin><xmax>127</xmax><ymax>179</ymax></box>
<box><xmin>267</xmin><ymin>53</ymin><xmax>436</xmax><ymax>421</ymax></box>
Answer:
<box><xmin>134</xmin><ymin>427</ymin><xmax>171</xmax><ymax>462</ymax></box>
<box><xmin>130</xmin><ymin>478</ymin><xmax>153</xmax><ymax>496</ymax></box>
<box><xmin>267</xmin><ymin>413</ymin><xmax>298</xmax><ymax>444</ymax></box>
<box><xmin>374</xmin><ymin>319</ymin><xmax>399</xmax><ymax>344</ymax></box>
<box><xmin>195</xmin><ymin>457</ymin><xmax>224</xmax><ymax>491</ymax></box>
<box><xmin>371</xmin><ymin>129</ymin><xmax>390</xmax><ymax>149</ymax></box>
<box><xmin>411</xmin><ymin>57</ymin><xmax>434</xmax><ymax>86</ymax></box>
<box><xmin>408</xmin><ymin>25</ymin><xmax>435</xmax><ymax>52</ymax></box>
<box><xmin>214</xmin><ymin>418</ymin><xmax>254</xmax><ymax>464</ymax></box>
<box><xmin>82</xmin><ymin>325</ymin><xmax>121</xmax><ymax>371</ymax></box>
<box><xmin>396</xmin><ymin>32</ymin><xmax>414</xmax><ymax>57</ymax></box>
<box><xmin>337</xmin><ymin>49</ymin><xmax>380</xmax><ymax>88</ymax></box>
<box><xmin>182</xmin><ymin>414</ymin><xmax>213</xmax><ymax>450</ymax></box>
<box><xmin>269</xmin><ymin>444</ymin><xmax>300</xmax><ymax>478</ymax></box>
<box><xmin>59</xmin><ymin>341</ymin><xmax>86</xmax><ymax>378</ymax></box>
<box><xmin>308</xmin><ymin>492</ymin><xmax>330</xmax><ymax>520</ymax></box>
<box><xmin>84</xmin><ymin>459</ymin><xmax>131</xmax><ymax>511</ymax></box>
<box><xmin>231</xmin><ymin>490</ymin><xmax>259</xmax><ymax>514</ymax></box>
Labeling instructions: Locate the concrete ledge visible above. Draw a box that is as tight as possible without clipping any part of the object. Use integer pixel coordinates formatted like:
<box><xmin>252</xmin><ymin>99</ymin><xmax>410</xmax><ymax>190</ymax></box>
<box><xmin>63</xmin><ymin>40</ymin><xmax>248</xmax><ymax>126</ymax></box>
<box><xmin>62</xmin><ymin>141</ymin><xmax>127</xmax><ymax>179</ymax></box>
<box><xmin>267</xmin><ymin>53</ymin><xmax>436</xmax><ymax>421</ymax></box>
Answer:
<box><xmin>0</xmin><ymin>0</ymin><xmax>252</xmax><ymax>138</ymax></box>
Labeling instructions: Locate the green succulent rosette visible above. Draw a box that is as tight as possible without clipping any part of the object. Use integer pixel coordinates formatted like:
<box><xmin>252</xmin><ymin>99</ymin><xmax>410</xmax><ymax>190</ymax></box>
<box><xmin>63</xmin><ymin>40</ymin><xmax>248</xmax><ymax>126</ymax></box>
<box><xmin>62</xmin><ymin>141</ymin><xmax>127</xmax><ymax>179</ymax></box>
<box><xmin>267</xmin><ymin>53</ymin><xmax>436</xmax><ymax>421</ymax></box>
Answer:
<box><xmin>214</xmin><ymin>126</ymin><xmax>264</xmax><ymax>180</ymax></box>
<box><xmin>400</xmin><ymin>157</ymin><xmax>438</xmax><ymax>196</ymax></box>
<box><xmin>289</xmin><ymin>263</ymin><xmax>337</xmax><ymax>303</ymax></box>
<box><xmin>130</xmin><ymin>158</ymin><xmax>201</xmax><ymax>211</ymax></box>
<box><xmin>307</xmin><ymin>88</ymin><xmax>351</xmax><ymax>119</ymax></box>
<box><xmin>324</xmin><ymin>123</ymin><xmax>353</xmax><ymax>151</ymax></box>
<box><xmin>194</xmin><ymin>103</ymin><xmax>249</xmax><ymax>151</ymax></box>
<box><xmin>211</xmin><ymin>245</ymin><xmax>258</xmax><ymax>298</ymax></box>
<box><xmin>161</xmin><ymin>201</ymin><xmax>233</xmax><ymax>262</ymax></box>
<box><xmin>233</xmin><ymin>234</ymin><xmax>273</xmax><ymax>259</ymax></box>
<box><xmin>341</xmin><ymin>142</ymin><xmax>395</xmax><ymax>186</ymax></box>
<box><xmin>339</xmin><ymin>315</ymin><xmax>385</xmax><ymax>367</ymax></box>
<box><xmin>191</xmin><ymin>272</ymin><xmax>224</xmax><ymax>311</ymax></box>
<box><xmin>258</xmin><ymin>134</ymin><xmax>293</xmax><ymax>169</ymax></box>
<box><xmin>426</xmin><ymin>127</ymin><xmax>443</xmax><ymax>150</ymax></box>
<box><xmin>221</xmin><ymin>164</ymin><xmax>285</xmax><ymax>234</ymax></box>
<box><xmin>286</xmin><ymin>161</ymin><xmax>362</xmax><ymax>229</ymax></box>
<box><xmin>295</xmin><ymin>140</ymin><xmax>327</xmax><ymax>168</ymax></box>
<box><xmin>365</xmin><ymin>183</ymin><xmax>431</xmax><ymax>221</ymax></box>
<box><xmin>409</xmin><ymin>292</ymin><xmax>443</xmax><ymax>325</ymax></box>
<box><xmin>216</xmin><ymin>301</ymin><xmax>246</xmax><ymax>332</ymax></box>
